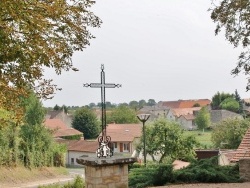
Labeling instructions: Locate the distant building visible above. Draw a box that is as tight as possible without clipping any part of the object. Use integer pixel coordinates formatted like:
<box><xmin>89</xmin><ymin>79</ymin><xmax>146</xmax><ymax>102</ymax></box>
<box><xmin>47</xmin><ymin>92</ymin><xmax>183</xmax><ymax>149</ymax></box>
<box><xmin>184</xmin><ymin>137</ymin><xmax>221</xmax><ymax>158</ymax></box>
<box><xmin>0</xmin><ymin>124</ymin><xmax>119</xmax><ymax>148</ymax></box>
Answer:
<box><xmin>46</xmin><ymin>110</ymin><xmax>72</xmax><ymax>127</ymax></box>
<box><xmin>44</xmin><ymin>119</ymin><xmax>83</xmax><ymax>139</ymax></box>
<box><xmin>209</xmin><ymin>110</ymin><xmax>243</xmax><ymax>124</ymax></box>
<box><xmin>56</xmin><ymin>138</ymin><xmax>98</xmax><ymax>167</ymax></box>
<box><xmin>102</xmin><ymin>123</ymin><xmax>142</xmax><ymax>156</ymax></box>
<box><xmin>159</xmin><ymin>99</ymin><xmax>211</xmax><ymax>109</ymax></box>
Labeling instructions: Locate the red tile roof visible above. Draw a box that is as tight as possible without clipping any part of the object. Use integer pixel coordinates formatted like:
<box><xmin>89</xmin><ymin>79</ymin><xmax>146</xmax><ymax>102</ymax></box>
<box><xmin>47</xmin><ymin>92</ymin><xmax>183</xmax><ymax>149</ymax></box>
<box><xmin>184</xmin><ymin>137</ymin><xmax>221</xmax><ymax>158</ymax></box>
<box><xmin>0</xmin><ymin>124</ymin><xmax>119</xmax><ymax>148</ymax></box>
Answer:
<box><xmin>57</xmin><ymin>139</ymin><xmax>98</xmax><ymax>152</ymax></box>
<box><xmin>162</xmin><ymin>99</ymin><xmax>211</xmax><ymax>108</ymax></box>
<box><xmin>100</xmin><ymin>124</ymin><xmax>142</xmax><ymax>142</ymax></box>
<box><xmin>231</xmin><ymin>127</ymin><xmax>250</xmax><ymax>162</ymax></box>
<box><xmin>44</xmin><ymin>119</ymin><xmax>83</xmax><ymax>138</ymax></box>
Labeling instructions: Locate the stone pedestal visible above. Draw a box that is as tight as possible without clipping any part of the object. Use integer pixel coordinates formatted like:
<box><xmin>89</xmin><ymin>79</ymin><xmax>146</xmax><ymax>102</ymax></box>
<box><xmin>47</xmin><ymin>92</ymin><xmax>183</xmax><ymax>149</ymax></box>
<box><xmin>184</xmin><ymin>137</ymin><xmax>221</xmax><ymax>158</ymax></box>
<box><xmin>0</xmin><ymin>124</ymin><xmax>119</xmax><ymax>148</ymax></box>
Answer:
<box><xmin>77</xmin><ymin>157</ymin><xmax>136</xmax><ymax>188</ymax></box>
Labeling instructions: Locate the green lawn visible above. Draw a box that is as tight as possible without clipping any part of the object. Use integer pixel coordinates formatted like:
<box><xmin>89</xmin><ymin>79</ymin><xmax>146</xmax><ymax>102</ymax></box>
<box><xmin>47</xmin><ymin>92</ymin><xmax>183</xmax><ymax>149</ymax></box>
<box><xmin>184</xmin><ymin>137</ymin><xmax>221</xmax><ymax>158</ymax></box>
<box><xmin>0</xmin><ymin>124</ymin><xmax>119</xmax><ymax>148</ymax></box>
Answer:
<box><xmin>184</xmin><ymin>130</ymin><xmax>213</xmax><ymax>148</ymax></box>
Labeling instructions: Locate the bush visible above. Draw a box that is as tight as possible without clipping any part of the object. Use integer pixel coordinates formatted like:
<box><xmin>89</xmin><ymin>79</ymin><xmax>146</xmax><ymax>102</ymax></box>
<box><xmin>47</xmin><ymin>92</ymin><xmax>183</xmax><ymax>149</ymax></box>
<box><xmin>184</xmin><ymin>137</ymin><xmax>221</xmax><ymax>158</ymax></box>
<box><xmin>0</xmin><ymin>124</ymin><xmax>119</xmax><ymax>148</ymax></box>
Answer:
<box><xmin>174</xmin><ymin>157</ymin><xmax>240</xmax><ymax>183</ymax></box>
<box><xmin>129</xmin><ymin>164</ymin><xmax>173</xmax><ymax>188</ymax></box>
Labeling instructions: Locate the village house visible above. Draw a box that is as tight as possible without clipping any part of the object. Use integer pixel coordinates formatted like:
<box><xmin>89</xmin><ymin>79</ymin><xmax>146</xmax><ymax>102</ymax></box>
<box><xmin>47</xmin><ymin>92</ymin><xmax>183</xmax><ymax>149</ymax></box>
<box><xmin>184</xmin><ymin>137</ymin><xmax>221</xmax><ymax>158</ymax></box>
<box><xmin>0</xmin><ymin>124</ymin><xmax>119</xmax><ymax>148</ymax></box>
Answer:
<box><xmin>46</xmin><ymin>110</ymin><xmax>73</xmax><ymax>127</ymax></box>
<box><xmin>166</xmin><ymin>107</ymin><xmax>201</xmax><ymax>130</ymax></box>
<box><xmin>103</xmin><ymin>123</ymin><xmax>142</xmax><ymax>156</ymax></box>
<box><xmin>159</xmin><ymin>99</ymin><xmax>211</xmax><ymax>109</ymax></box>
<box><xmin>44</xmin><ymin>119</ymin><xmax>83</xmax><ymax>139</ymax></box>
<box><xmin>209</xmin><ymin>109</ymin><xmax>243</xmax><ymax>124</ymax></box>
<box><xmin>56</xmin><ymin>138</ymin><xmax>98</xmax><ymax>167</ymax></box>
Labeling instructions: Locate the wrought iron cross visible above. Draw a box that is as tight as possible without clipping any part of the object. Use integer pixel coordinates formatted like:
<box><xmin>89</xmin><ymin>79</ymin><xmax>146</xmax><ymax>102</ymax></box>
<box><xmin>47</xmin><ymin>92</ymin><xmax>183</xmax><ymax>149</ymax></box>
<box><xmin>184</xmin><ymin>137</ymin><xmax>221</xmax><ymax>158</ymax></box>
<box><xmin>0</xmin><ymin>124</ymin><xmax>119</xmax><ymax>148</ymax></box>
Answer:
<box><xmin>83</xmin><ymin>64</ymin><xmax>121</xmax><ymax>157</ymax></box>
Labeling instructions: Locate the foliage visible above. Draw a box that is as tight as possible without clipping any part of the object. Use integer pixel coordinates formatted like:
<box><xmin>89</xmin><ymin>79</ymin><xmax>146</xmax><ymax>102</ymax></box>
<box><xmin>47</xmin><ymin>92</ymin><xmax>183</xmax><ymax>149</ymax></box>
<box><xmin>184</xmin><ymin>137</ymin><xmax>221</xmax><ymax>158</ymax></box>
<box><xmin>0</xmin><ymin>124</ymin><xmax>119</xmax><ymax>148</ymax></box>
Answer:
<box><xmin>219</xmin><ymin>97</ymin><xmax>240</xmax><ymax>113</ymax></box>
<box><xmin>138</xmin><ymin>99</ymin><xmax>147</xmax><ymax>109</ymax></box>
<box><xmin>211</xmin><ymin>118</ymin><xmax>250</xmax><ymax>149</ymax></box>
<box><xmin>0</xmin><ymin>123</ymin><xmax>20</xmax><ymax>166</ymax></box>
<box><xmin>106</xmin><ymin>105</ymin><xmax>139</xmax><ymax>124</ymax></box>
<box><xmin>137</xmin><ymin>118</ymin><xmax>198</xmax><ymax>163</ymax></box>
<box><xmin>174</xmin><ymin>157</ymin><xmax>240</xmax><ymax>183</ymax></box>
<box><xmin>129</xmin><ymin>164</ymin><xmax>174</xmax><ymax>188</ymax></box>
<box><xmin>211</xmin><ymin>92</ymin><xmax>233</xmax><ymax>110</ymax></box>
<box><xmin>0</xmin><ymin>0</ymin><xmax>101</xmax><ymax>117</ymax></box>
<box><xmin>210</xmin><ymin>0</ymin><xmax>250</xmax><ymax>89</ymax></box>
<box><xmin>193</xmin><ymin>103</ymin><xmax>201</xmax><ymax>107</ymax></box>
<box><xmin>0</xmin><ymin>91</ymin><xmax>66</xmax><ymax>167</ymax></box>
<box><xmin>147</xmin><ymin>99</ymin><xmax>156</xmax><ymax>106</ymax></box>
<box><xmin>72</xmin><ymin>107</ymin><xmax>100</xmax><ymax>139</ymax></box>
<box><xmin>195</xmin><ymin>107</ymin><xmax>211</xmax><ymax>131</ymax></box>
<box><xmin>129</xmin><ymin>100</ymin><xmax>139</xmax><ymax>111</ymax></box>
<box><xmin>235</xmin><ymin>89</ymin><xmax>243</xmax><ymax>113</ymax></box>
<box><xmin>38</xmin><ymin>176</ymin><xmax>85</xmax><ymax>188</ymax></box>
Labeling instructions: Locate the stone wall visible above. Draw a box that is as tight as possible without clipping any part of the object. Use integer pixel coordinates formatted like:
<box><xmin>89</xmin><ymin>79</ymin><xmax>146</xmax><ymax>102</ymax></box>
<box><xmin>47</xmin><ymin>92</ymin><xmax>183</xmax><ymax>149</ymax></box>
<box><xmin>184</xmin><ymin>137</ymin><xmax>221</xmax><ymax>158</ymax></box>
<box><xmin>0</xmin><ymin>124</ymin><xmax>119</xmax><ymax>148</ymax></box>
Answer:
<box><xmin>85</xmin><ymin>164</ymin><xmax>128</xmax><ymax>188</ymax></box>
<box><xmin>239</xmin><ymin>158</ymin><xmax>250</xmax><ymax>181</ymax></box>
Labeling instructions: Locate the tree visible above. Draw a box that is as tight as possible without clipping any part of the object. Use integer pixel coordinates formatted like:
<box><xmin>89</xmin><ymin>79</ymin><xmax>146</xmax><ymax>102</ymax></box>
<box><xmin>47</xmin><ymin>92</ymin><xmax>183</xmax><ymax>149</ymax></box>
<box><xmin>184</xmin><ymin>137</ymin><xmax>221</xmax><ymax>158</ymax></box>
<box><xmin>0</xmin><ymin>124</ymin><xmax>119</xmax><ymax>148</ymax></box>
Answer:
<box><xmin>195</xmin><ymin>107</ymin><xmax>211</xmax><ymax>132</ymax></box>
<box><xmin>0</xmin><ymin>0</ymin><xmax>101</xmax><ymax>117</ymax></box>
<box><xmin>139</xmin><ymin>99</ymin><xmax>147</xmax><ymax>109</ymax></box>
<box><xmin>147</xmin><ymin>99</ymin><xmax>156</xmax><ymax>106</ymax></box>
<box><xmin>210</xmin><ymin>0</ymin><xmax>250</xmax><ymax>90</ymax></box>
<box><xmin>72</xmin><ymin>108</ymin><xmax>100</xmax><ymax>139</ymax></box>
<box><xmin>211</xmin><ymin>118</ymin><xmax>250</xmax><ymax>149</ymax></box>
<box><xmin>219</xmin><ymin>97</ymin><xmax>240</xmax><ymax>113</ymax></box>
<box><xmin>234</xmin><ymin>89</ymin><xmax>243</xmax><ymax>113</ymax></box>
<box><xmin>129</xmin><ymin>100</ymin><xmax>139</xmax><ymax>111</ymax></box>
<box><xmin>106</xmin><ymin>106</ymin><xmax>139</xmax><ymax>124</ymax></box>
<box><xmin>138</xmin><ymin>118</ymin><xmax>198</xmax><ymax>163</ymax></box>
<box><xmin>211</xmin><ymin>92</ymin><xmax>233</xmax><ymax>110</ymax></box>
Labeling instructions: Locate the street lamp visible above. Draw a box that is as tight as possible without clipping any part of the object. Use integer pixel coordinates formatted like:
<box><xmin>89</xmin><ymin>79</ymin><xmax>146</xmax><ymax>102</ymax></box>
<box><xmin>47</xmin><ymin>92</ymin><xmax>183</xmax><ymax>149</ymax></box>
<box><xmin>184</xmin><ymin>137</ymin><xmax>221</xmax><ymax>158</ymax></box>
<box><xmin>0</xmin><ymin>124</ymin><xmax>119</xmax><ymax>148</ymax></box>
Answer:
<box><xmin>137</xmin><ymin>114</ymin><xmax>150</xmax><ymax>167</ymax></box>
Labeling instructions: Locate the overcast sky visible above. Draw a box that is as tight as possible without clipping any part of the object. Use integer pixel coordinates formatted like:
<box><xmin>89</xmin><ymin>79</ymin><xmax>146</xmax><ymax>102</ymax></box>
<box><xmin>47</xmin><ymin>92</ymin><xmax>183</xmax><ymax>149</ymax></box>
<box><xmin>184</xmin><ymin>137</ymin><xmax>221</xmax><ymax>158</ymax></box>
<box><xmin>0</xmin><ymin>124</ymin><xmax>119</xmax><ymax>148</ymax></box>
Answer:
<box><xmin>42</xmin><ymin>0</ymin><xmax>249</xmax><ymax>107</ymax></box>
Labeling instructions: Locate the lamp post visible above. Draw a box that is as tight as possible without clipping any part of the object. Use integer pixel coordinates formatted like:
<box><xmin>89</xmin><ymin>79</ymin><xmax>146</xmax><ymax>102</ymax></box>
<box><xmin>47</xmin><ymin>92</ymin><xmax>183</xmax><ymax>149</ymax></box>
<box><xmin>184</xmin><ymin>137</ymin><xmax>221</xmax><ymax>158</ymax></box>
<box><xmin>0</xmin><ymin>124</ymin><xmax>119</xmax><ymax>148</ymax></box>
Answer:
<box><xmin>137</xmin><ymin>114</ymin><xmax>150</xmax><ymax>167</ymax></box>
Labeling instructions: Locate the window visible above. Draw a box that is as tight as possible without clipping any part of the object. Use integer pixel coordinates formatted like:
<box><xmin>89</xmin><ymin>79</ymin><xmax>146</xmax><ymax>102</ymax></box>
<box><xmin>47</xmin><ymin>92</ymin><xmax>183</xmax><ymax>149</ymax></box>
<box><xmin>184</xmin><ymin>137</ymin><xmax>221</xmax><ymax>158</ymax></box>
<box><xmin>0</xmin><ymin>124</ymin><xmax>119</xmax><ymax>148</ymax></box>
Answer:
<box><xmin>123</xmin><ymin>143</ymin><xmax>130</xmax><ymax>152</ymax></box>
<box><xmin>113</xmin><ymin>142</ymin><xmax>117</xmax><ymax>148</ymax></box>
<box><xmin>71</xmin><ymin>158</ymin><xmax>74</xmax><ymax>165</ymax></box>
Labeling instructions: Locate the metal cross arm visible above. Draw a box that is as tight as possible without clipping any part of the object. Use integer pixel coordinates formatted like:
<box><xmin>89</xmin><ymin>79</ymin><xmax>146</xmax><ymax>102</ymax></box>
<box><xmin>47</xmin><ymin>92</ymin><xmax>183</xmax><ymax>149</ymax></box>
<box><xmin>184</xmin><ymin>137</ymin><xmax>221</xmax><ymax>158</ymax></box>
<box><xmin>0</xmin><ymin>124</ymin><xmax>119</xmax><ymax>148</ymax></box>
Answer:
<box><xmin>83</xmin><ymin>83</ymin><xmax>122</xmax><ymax>88</ymax></box>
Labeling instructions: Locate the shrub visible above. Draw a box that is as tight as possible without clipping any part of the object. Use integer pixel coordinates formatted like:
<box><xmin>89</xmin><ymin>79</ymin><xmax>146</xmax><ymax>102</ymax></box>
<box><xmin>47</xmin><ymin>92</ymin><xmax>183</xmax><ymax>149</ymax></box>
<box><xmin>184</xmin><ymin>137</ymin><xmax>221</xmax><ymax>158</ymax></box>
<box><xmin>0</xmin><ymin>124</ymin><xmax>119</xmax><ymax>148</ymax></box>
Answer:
<box><xmin>174</xmin><ymin>157</ymin><xmax>240</xmax><ymax>183</ymax></box>
<box><xmin>129</xmin><ymin>164</ymin><xmax>173</xmax><ymax>188</ymax></box>
<box><xmin>38</xmin><ymin>176</ymin><xmax>85</xmax><ymax>188</ymax></box>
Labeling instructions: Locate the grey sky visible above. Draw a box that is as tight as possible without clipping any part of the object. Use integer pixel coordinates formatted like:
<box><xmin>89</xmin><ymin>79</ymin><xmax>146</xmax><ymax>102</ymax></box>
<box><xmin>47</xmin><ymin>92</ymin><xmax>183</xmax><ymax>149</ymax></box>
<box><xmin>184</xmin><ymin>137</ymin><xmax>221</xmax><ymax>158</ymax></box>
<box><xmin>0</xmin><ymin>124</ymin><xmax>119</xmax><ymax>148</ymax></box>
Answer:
<box><xmin>42</xmin><ymin>0</ymin><xmax>248</xmax><ymax>107</ymax></box>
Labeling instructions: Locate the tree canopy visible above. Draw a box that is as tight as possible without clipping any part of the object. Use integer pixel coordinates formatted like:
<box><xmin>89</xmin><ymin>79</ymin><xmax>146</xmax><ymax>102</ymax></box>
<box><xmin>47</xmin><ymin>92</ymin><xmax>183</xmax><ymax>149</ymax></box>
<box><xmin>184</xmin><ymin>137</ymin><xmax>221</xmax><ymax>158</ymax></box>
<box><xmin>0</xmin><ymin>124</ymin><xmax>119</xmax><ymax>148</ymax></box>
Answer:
<box><xmin>72</xmin><ymin>107</ymin><xmax>100</xmax><ymax>139</ymax></box>
<box><xmin>211</xmin><ymin>118</ymin><xmax>250</xmax><ymax>149</ymax></box>
<box><xmin>219</xmin><ymin>97</ymin><xmax>240</xmax><ymax>113</ymax></box>
<box><xmin>195</xmin><ymin>107</ymin><xmax>211</xmax><ymax>131</ymax></box>
<box><xmin>210</xmin><ymin>0</ymin><xmax>250</xmax><ymax>89</ymax></box>
<box><xmin>106</xmin><ymin>105</ymin><xmax>139</xmax><ymax>124</ymax></box>
<box><xmin>0</xmin><ymin>0</ymin><xmax>101</xmax><ymax>118</ymax></box>
<box><xmin>138</xmin><ymin>118</ymin><xmax>198</xmax><ymax>163</ymax></box>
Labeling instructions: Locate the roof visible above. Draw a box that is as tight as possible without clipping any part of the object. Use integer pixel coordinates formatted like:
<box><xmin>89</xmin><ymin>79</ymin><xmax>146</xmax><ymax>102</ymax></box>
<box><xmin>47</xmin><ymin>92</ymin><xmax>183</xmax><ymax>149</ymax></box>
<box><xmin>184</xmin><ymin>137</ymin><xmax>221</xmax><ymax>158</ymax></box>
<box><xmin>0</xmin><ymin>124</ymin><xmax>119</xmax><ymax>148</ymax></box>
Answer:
<box><xmin>231</xmin><ymin>127</ymin><xmax>250</xmax><ymax>162</ymax></box>
<box><xmin>210</xmin><ymin>110</ymin><xmax>243</xmax><ymax>123</ymax></box>
<box><xmin>171</xmin><ymin>107</ymin><xmax>201</xmax><ymax>118</ymax></box>
<box><xmin>44</xmin><ymin>119</ymin><xmax>82</xmax><ymax>138</ymax></box>
<box><xmin>57</xmin><ymin>139</ymin><xmax>98</xmax><ymax>153</ymax></box>
<box><xmin>161</xmin><ymin>99</ymin><xmax>211</xmax><ymax>108</ymax></box>
<box><xmin>180</xmin><ymin>114</ymin><xmax>195</xmax><ymax>120</ymax></box>
<box><xmin>100</xmin><ymin>124</ymin><xmax>142</xmax><ymax>142</ymax></box>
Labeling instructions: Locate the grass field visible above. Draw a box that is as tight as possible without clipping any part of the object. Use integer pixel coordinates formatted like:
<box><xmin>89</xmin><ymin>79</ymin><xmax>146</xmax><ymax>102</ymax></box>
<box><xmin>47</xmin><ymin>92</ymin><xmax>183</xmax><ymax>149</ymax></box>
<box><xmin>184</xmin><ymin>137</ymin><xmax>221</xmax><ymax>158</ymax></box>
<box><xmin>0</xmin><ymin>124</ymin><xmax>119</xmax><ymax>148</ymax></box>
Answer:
<box><xmin>184</xmin><ymin>130</ymin><xmax>213</xmax><ymax>148</ymax></box>
<box><xmin>0</xmin><ymin>166</ymin><xmax>68</xmax><ymax>186</ymax></box>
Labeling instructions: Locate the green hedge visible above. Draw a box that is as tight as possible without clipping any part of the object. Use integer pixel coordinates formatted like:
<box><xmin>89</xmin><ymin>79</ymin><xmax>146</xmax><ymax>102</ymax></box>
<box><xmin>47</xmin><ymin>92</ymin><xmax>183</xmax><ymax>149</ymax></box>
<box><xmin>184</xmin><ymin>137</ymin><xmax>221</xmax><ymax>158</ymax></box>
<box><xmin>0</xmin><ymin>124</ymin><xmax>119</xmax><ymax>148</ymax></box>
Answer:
<box><xmin>128</xmin><ymin>157</ymin><xmax>240</xmax><ymax>187</ymax></box>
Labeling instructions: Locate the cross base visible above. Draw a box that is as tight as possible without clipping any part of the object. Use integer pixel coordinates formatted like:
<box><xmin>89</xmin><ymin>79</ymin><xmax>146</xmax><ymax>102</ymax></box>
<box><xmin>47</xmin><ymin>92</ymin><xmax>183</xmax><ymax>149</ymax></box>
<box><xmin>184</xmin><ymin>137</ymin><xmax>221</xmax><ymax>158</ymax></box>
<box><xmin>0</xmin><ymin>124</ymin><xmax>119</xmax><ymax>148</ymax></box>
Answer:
<box><xmin>96</xmin><ymin>141</ymin><xmax>113</xmax><ymax>158</ymax></box>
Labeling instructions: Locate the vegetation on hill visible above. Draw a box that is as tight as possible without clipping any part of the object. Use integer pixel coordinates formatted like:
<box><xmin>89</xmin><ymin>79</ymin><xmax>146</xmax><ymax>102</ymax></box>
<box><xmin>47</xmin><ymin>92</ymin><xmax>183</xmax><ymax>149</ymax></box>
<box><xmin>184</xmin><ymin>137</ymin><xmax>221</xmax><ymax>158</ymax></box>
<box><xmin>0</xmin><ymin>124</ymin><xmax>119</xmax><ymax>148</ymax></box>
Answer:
<box><xmin>0</xmin><ymin>91</ymin><xmax>66</xmax><ymax>168</ymax></box>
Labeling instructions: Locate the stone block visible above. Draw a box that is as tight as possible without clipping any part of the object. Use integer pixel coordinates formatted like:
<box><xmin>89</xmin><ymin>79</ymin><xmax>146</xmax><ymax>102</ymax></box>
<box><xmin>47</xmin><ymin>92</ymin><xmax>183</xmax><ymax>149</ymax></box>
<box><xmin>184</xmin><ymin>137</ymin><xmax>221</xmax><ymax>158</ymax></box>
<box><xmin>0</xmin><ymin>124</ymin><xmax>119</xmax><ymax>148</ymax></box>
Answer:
<box><xmin>103</xmin><ymin>175</ymin><xmax>121</xmax><ymax>184</ymax></box>
<box><xmin>102</xmin><ymin>166</ymin><xmax>113</xmax><ymax>177</ymax></box>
